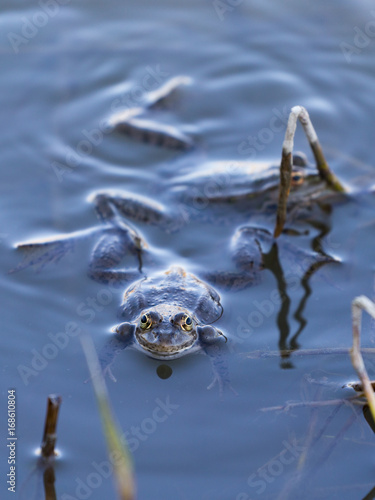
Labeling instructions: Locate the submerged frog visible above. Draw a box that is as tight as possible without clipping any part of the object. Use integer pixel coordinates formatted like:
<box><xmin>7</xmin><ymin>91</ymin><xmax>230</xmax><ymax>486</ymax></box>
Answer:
<box><xmin>12</xmin><ymin>231</ymin><xmax>233</xmax><ymax>392</ymax></box>
<box><xmin>99</xmin><ymin>266</ymin><xmax>232</xmax><ymax>393</ymax></box>
<box><xmin>11</xmin><ymin>188</ymin><xmax>271</xmax><ymax>289</ymax></box>
<box><xmin>12</xmin><ymin>185</ymin><xmax>335</xmax><ymax>382</ymax></box>
<box><xmin>107</xmin><ymin>76</ymin><xmax>353</xmax><ymax>239</ymax></box>
<box><xmin>11</xmin><ymin>78</ymin><xmax>341</xmax><ymax>381</ymax></box>
<box><xmin>11</xmin><ymin>82</ymin><xmax>337</xmax><ymax>297</ymax></box>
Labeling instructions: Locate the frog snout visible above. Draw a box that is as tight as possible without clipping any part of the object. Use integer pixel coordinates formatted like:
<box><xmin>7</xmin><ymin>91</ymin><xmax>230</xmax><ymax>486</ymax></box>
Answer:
<box><xmin>156</xmin><ymin>324</ymin><xmax>176</xmax><ymax>337</ymax></box>
<box><xmin>138</xmin><ymin>320</ymin><xmax>174</xmax><ymax>338</ymax></box>
<box><xmin>154</xmin><ymin>323</ymin><xmax>187</xmax><ymax>344</ymax></box>
<box><xmin>158</xmin><ymin>327</ymin><xmax>173</xmax><ymax>336</ymax></box>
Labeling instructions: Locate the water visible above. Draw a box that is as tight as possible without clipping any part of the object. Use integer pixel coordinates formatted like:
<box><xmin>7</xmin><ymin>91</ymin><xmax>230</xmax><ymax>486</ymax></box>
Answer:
<box><xmin>2</xmin><ymin>1</ymin><xmax>375</xmax><ymax>499</ymax></box>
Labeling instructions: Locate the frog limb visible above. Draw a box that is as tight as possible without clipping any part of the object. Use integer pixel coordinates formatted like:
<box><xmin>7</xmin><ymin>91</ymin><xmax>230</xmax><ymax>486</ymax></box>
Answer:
<box><xmin>88</xmin><ymin>229</ymin><xmax>143</xmax><ymax>285</ymax></box>
<box><xmin>197</xmin><ymin>325</ymin><xmax>227</xmax><ymax>343</ymax></box>
<box><xmin>91</xmin><ymin>192</ymin><xmax>150</xmax><ymax>276</ymax></box>
<box><xmin>200</xmin><ymin>338</ymin><xmax>237</xmax><ymax>396</ymax></box>
<box><xmin>274</xmin><ymin>106</ymin><xmax>346</xmax><ymax>238</ymax></box>
<box><xmin>9</xmin><ymin>227</ymin><xmax>101</xmax><ymax>274</ymax></box>
<box><xmin>203</xmin><ymin>227</ymin><xmax>269</xmax><ymax>291</ymax></box>
<box><xmin>97</xmin><ymin>323</ymin><xmax>136</xmax><ymax>382</ymax></box>
<box><xmin>145</xmin><ymin>75</ymin><xmax>192</xmax><ymax>109</ymax></box>
<box><xmin>109</xmin><ymin>76</ymin><xmax>193</xmax><ymax>150</ymax></box>
<box><xmin>9</xmin><ymin>237</ymin><xmax>75</xmax><ymax>274</ymax></box>
<box><xmin>10</xmin><ymin>191</ymin><xmax>148</xmax><ymax>277</ymax></box>
<box><xmin>93</xmin><ymin>191</ymin><xmax>180</xmax><ymax>233</ymax></box>
<box><xmin>112</xmin><ymin>117</ymin><xmax>193</xmax><ymax>150</ymax></box>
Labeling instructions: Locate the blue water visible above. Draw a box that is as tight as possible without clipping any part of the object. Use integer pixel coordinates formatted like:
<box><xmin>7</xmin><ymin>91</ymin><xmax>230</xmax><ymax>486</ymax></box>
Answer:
<box><xmin>1</xmin><ymin>1</ymin><xmax>375</xmax><ymax>499</ymax></box>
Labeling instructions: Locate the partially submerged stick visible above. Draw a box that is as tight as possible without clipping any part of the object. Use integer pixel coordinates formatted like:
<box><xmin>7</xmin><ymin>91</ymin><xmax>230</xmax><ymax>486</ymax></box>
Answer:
<box><xmin>350</xmin><ymin>296</ymin><xmax>375</xmax><ymax>423</ymax></box>
<box><xmin>274</xmin><ymin>106</ymin><xmax>346</xmax><ymax>238</ymax></box>
<box><xmin>40</xmin><ymin>395</ymin><xmax>62</xmax><ymax>459</ymax></box>
<box><xmin>43</xmin><ymin>466</ymin><xmax>57</xmax><ymax>500</ymax></box>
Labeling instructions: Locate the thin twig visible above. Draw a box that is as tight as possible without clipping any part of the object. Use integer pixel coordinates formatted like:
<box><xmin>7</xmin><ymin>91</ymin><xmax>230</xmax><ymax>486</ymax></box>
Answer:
<box><xmin>40</xmin><ymin>395</ymin><xmax>62</xmax><ymax>459</ymax></box>
<box><xmin>242</xmin><ymin>347</ymin><xmax>375</xmax><ymax>359</ymax></box>
<box><xmin>274</xmin><ymin>106</ymin><xmax>346</xmax><ymax>238</ymax></box>
<box><xmin>350</xmin><ymin>296</ymin><xmax>375</xmax><ymax>422</ymax></box>
<box><xmin>260</xmin><ymin>396</ymin><xmax>363</xmax><ymax>413</ymax></box>
<box><xmin>276</xmin><ymin>386</ymin><xmax>324</xmax><ymax>500</ymax></box>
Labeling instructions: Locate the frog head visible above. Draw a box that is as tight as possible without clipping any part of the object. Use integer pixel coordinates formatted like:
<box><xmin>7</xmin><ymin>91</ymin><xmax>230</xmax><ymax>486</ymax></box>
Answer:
<box><xmin>116</xmin><ymin>304</ymin><xmax>225</xmax><ymax>359</ymax></box>
<box><xmin>135</xmin><ymin>305</ymin><xmax>199</xmax><ymax>359</ymax></box>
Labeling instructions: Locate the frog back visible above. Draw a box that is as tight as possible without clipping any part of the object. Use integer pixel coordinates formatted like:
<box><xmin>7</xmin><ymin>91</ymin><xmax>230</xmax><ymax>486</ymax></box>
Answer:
<box><xmin>170</xmin><ymin>161</ymin><xmax>281</xmax><ymax>202</ymax></box>
<box><xmin>119</xmin><ymin>267</ymin><xmax>223</xmax><ymax>324</ymax></box>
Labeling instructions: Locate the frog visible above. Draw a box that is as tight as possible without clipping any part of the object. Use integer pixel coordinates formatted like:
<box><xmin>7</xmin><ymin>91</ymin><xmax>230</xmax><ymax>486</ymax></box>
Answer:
<box><xmin>11</xmin><ymin>220</ymin><xmax>234</xmax><ymax>393</ymax></box>
<box><xmin>108</xmin><ymin>76</ymin><xmax>362</xmax><ymax>241</ymax></box>
<box><xmin>11</xmin><ymin>180</ymin><xmax>336</xmax><ymax>380</ymax></box>
<box><xmin>98</xmin><ymin>266</ymin><xmax>233</xmax><ymax>394</ymax></box>
<box><xmin>9</xmin><ymin>148</ymin><xmax>329</xmax><ymax>285</ymax></box>
<box><xmin>10</xmin><ymin>77</ymin><xmax>341</xmax><ymax>379</ymax></box>
<box><xmin>107</xmin><ymin>75</ymin><xmax>321</xmax><ymax>217</ymax></box>
<box><xmin>91</xmin><ymin>92</ymin><xmax>344</xmax><ymax>357</ymax></box>
<box><xmin>11</xmin><ymin>76</ymin><xmax>342</xmax><ymax>366</ymax></box>
<box><xmin>11</xmin><ymin>176</ymin><xmax>320</xmax><ymax>290</ymax></box>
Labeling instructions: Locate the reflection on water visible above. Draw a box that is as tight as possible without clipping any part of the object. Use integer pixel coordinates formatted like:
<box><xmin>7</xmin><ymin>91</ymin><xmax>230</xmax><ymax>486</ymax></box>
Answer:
<box><xmin>2</xmin><ymin>0</ymin><xmax>375</xmax><ymax>499</ymax></box>
<box><xmin>19</xmin><ymin>462</ymin><xmax>57</xmax><ymax>500</ymax></box>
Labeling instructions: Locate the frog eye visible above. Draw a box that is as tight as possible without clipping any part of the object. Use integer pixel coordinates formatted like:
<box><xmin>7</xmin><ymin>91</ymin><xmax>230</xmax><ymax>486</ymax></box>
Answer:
<box><xmin>291</xmin><ymin>173</ymin><xmax>304</xmax><ymax>186</ymax></box>
<box><xmin>182</xmin><ymin>315</ymin><xmax>193</xmax><ymax>331</ymax></box>
<box><xmin>140</xmin><ymin>314</ymin><xmax>151</xmax><ymax>330</ymax></box>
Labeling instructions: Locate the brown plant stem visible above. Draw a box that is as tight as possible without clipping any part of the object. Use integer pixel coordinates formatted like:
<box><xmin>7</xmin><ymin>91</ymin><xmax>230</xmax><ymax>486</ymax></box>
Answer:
<box><xmin>274</xmin><ymin>106</ymin><xmax>346</xmax><ymax>238</ymax></box>
<box><xmin>350</xmin><ymin>296</ymin><xmax>375</xmax><ymax>422</ymax></box>
<box><xmin>40</xmin><ymin>395</ymin><xmax>62</xmax><ymax>459</ymax></box>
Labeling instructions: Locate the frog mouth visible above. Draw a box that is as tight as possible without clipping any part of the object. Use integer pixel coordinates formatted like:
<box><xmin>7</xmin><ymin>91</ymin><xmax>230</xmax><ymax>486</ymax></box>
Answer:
<box><xmin>136</xmin><ymin>333</ymin><xmax>197</xmax><ymax>355</ymax></box>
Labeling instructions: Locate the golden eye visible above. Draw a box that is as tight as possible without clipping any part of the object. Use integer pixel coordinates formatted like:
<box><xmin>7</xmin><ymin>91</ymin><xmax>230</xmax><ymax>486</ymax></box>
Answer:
<box><xmin>182</xmin><ymin>315</ymin><xmax>193</xmax><ymax>331</ymax></box>
<box><xmin>140</xmin><ymin>314</ymin><xmax>151</xmax><ymax>330</ymax></box>
<box><xmin>291</xmin><ymin>172</ymin><xmax>304</xmax><ymax>186</ymax></box>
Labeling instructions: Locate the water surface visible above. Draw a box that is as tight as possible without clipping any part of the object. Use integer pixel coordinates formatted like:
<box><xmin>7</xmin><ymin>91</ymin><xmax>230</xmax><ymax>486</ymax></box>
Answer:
<box><xmin>1</xmin><ymin>1</ymin><xmax>375</xmax><ymax>499</ymax></box>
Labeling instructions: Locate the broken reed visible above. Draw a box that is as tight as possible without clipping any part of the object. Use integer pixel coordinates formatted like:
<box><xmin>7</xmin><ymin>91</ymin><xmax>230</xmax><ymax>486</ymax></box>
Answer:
<box><xmin>274</xmin><ymin>106</ymin><xmax>346</xmax><ymax>238</ymax></box>
<box><xmin>350</xmin><ymin>296</ymin><xmax>375</xmax><ymax>423</ymax></box>
<box><xmin>41</xmin><ymin>395</ymin><xmax>62</xmax><ymax>459</ymax></box>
